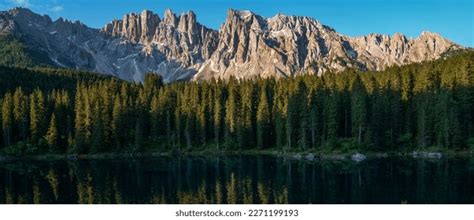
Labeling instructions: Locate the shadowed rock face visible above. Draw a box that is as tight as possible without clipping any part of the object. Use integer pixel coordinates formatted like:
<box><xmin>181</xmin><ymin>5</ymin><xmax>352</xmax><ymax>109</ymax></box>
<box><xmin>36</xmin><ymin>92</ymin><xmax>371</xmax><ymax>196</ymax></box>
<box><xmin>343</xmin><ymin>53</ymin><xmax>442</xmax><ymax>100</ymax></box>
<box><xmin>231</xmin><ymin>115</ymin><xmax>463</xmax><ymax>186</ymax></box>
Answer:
<box><xmin>0</xmin><ymin>7</ymin><xmax>461</xmax><ymax>82</ymax></box>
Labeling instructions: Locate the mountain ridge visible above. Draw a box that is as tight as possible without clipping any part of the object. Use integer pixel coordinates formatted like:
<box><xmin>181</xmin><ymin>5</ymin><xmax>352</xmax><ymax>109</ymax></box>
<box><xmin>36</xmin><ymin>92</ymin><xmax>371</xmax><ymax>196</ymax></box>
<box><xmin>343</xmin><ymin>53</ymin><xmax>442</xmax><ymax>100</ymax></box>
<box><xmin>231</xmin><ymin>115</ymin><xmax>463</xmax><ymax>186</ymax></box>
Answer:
<box><xmin>0</xmin><ymin>7</ymin><xmax>462</xmax><ymax>82</ymax></box>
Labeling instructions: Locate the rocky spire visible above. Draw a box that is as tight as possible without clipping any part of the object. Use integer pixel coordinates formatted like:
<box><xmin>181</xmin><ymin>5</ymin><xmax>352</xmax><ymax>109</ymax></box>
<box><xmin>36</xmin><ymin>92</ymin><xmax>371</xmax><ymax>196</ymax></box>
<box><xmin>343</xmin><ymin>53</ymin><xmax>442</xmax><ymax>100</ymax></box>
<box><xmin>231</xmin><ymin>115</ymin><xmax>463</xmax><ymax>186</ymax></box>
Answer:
<box><xmin>0</xmin><ymin>7</ymin><xmax>462</xmax><ymax>82</ymax></box>
<box><xmin>163</xmin><ymin>9</ymin><xmax>177</xmax><ymax>26</ymax></box>
<box><xmin>194</xmin><ymin>9</ymin><xmax>461</xmax><ymax>80</ymax></box>
<box><xmin>102</xmin><ymin>10</ymin><xmax>160</xmax><ymax>43</ymax></box>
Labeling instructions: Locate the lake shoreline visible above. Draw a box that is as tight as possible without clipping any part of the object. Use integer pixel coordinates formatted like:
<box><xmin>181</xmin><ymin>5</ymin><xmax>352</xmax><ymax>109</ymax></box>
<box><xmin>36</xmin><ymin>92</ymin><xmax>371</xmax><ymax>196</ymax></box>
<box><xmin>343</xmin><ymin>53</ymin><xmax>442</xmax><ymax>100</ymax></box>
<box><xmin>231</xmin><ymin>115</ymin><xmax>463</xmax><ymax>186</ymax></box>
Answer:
<box><xmin>1</xmin><ymin>151</ymin><xmax>473</xmax><ymax>204</ymax></box>
<box><xmin>0</xmin><ymin>149</ymin><xmax>472</xmax><ymax>162</ymax></box>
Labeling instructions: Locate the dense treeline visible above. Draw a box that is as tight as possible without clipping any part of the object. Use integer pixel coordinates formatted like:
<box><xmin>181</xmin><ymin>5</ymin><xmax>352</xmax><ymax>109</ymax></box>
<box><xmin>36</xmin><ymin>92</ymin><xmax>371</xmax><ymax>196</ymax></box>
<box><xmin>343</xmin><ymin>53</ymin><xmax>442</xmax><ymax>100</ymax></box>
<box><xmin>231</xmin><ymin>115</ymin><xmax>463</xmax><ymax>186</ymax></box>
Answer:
<box><xmin>1</xmin><ymin>51</ymin><xmax>473</xmax><ymax>155</ymax></box>
<box><xmin>0</xmin><ymin>34</ymin><xmax>53</xmax><ymax>68</ymax></box>
<box><xmin>0</xmin><ymin>65</ymin><xmax>114</xmax><ymax>95</ymax></box>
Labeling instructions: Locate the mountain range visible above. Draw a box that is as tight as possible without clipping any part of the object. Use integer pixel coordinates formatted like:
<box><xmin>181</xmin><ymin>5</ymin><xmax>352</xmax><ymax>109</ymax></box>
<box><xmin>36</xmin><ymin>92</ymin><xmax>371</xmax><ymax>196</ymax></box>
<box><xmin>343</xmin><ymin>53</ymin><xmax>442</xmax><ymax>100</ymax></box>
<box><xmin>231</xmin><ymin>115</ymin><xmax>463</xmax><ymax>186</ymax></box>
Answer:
<box><xmin>0</xmin><ymin>7</ymin><xmax>462</xmax><ymax>82</ymax></box>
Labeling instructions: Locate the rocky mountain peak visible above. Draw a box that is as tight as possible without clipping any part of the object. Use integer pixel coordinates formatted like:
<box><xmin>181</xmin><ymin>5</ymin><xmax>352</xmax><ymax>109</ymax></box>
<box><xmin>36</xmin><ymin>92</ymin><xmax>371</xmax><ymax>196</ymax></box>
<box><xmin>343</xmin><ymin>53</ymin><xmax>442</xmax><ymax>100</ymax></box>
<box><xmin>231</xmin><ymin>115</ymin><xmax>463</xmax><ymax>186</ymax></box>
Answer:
<box><xmin>195</xmin><ymin>11</ymin><xmax>461</xmax><ymax>80</ymax></box>
<box><xmin>0</xmin><ymin>8</ymin><xmax>462</xmax><ymax>82</ymax></box>
<box><xmin>392</xmin><ymin>32</ymin><xmax>408</xmax><ymax>42</ymax></box>
<box><xmin>140</xmin><ymin>10</ymin><xmax>156</xmax><ymax>19</ymax></box>
<box><xmin>8</xmin><ymin>7</ymin><xmax>38</xmax><ymax>18</ymax></box>
<box><xmin>102</xmin><ymin>9</ymin><xmax>209</xmax><ymax>44</ymax></box>
<box><xmin>420</xmin><ymin>31</ymin><xmax>440</xmax><ymax>37</ymax></box>
<box><xmin>226</xmin><ymin>9</ymin><xmax>265</xmax><ymax>27</ymax></box>
<box><xmin>163</xmin><ymin>8</ymin><xmax>177</xmax><ymax>26</ymax></box>
<box><xmin>97</xmin><ymin>8</ymin><xmax>219</xmax><ymax>81</ymax></box>
<box><xmin>6</xmin><ymin>7</ymin><xmax>53</xmax><ymax>27</ymax></box>
<box><xmin>194</xmin><ymin>9</ymin><xmax>350</xmax><ymax>80</ymax></box>
<box><xmin>228</xmin><ymin>9</ymin><xmax>256</xmax><ymax>20</ymax></box>
<box><xmin>102</xmin><ymin>10</ymin><xmax>160</xmax><ymax>43</ymax></box>
<box><xmin>177</xmin><ymin>11</ymin><xmax>198</xmax><ymax>33</ymax></box>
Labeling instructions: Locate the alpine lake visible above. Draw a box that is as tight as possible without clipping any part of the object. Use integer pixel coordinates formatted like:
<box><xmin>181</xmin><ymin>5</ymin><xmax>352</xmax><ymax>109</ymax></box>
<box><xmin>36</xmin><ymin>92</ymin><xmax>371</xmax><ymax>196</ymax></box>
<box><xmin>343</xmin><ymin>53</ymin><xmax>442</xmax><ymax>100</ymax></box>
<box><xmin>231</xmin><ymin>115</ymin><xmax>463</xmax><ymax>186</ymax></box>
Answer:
<box><xmin>0</xmin><ymin>154</ymin><xmax>473</xmax><ymax>204</ymax></box>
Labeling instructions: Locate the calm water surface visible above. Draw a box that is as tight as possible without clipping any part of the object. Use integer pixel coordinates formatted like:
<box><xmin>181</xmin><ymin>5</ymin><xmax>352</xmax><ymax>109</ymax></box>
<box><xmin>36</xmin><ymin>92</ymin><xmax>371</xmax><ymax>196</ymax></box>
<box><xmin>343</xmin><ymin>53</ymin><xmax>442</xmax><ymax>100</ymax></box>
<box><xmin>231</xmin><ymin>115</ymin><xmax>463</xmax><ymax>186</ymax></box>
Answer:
<box><xmin>0</xmin><ymin>156</ymin><xmax>473</xmax><ymax>204</ymax></box>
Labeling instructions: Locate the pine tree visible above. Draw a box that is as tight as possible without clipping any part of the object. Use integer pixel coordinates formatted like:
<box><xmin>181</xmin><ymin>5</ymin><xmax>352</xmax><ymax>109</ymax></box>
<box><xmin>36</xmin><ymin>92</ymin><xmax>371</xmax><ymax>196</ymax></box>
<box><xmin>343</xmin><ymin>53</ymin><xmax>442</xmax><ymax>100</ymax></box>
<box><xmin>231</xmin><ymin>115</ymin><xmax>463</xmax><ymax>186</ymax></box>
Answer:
<box><xmin>134</xmin><ymin>113</ymin><xmax>145</xmax><ymax>152</ymax></box>
<box><xmin>197</xmin><ymin>89</ymin><xmax>207</xmax><ymax>146</ymax></box>
<box><xmin>414</xmin><ymin>68</ymin><xmax>436</xmax><ymax>149</ymax></box>
<box><xmin>83</xmin><ymin>91</ymin><xmax>93</xmax><ymax>147</ymax></box>
<box><xmin>111</xmin><ymin>95</ymin><xmax>123</xmax><ymax>150</ymax></box>
<box><xmin>296</xmin><ymin>80</ymin><xmax>308</xmax><ymax>150</ymax></box>
<box><xmin>2</xmin><ymin>93</ymin><xmax>13</xmax><ymax>147</ymax></box>
<box><xmin>144</xmin><ymin>73</ymin><xmax>164</xmax><ymax>98</ymax></box>
<box><xmin>45</xmin><ymin>114</ymin><xmax>59</xmax><ymax>153</ymax></box>
<box><xmin>30</xmin><ymin>89</ymin><xmax>46</xmax><ymax>145</ymax></box>
<box><xmin>238</xmin><ymin>83</ymin><xmax>255</xmax><ymax>149</ymax></box>
<box><xmin>256</xmin><ymin>85</ymin><xmax>271</xmax><ymax>149</ymax></box>
<box><xmin>91</xmin><ymin>101</ymin><xmax>105</xmax><ymax>153</ymax></box>
<box><xmin>324</xmin><ymin>90</ymin><xmax>338</xmax><ymax>145</ymax></box>
<box><xmin>74</xmin><ymin>85</ymin><xmax>86</xmax><ymax>154</ymax></box>
<box><xmin>351</xmin><ymin>77</ymin><xmax>367</xmax><ymax>145</ymax></box>
<box><xmin>184</xmin><ymin>114</ymin><xmax>193</xmax><ymax>150</ymax></box>
<box><xmin>286</xmin><ymin>90</ymin><xmax>297</xmax><ymax>150</ymax></box>
<box><xmin>272</xmin><ymin>83</ymin><xmax>287</xmax><ymax>151</ymax></box>
<box><xmin>13</xmin><ymin>88</ymin><xmax>29</xmax><ymax>141</ymax></box>
<box><xmin>165</xmin><ymin>110</ymin><xmax>172</xmax><ymax>151</ymax></box>
<box><xmin>214</xmin><ymin>86</ymin><xmax>223</xmax><ymax>151</ymax></box>
<box><xmin>174</xmin><ymin>93</ymin><xmax>182</xmax><ymax>152</ymax></box>
<box><xmin>308</xmin><ymin>85</ymin><xmax>322</xmax><ymax>150</ymax></box>
<box><xmin>225</xmin><ymin>83</ymin><xmax>239</xmax><ymax>150</ymax></box>
<box><xmin>149</xmin><ymin>94</ymin><xmax>161</xmax><ymax>141</ymax></box>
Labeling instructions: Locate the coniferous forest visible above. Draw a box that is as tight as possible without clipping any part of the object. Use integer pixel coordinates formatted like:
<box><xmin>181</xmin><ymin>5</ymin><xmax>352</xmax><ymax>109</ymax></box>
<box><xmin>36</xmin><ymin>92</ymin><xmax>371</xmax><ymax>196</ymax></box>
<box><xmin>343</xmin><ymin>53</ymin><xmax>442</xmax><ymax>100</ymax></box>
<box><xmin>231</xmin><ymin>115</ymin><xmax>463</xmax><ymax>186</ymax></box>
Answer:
<box><xmin>0</xmin><ymin>51</ymin><xmax>473</xmax><ymax>156</ymax></box>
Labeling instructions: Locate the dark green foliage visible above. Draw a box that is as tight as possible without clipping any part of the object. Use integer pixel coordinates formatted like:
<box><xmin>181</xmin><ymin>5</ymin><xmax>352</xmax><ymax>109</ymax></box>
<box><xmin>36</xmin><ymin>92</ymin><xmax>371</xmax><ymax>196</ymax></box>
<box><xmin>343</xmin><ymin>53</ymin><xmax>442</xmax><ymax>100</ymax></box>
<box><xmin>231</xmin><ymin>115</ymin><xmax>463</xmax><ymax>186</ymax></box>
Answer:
<box><xmin>0</xmin><ymin>34</ymin><xmax>35</xmax><ymax>67</ymax></box>
<box><xmin>45</xmin><ymin>114</ymin><xmax>59</xmax><ymax>152</ymax></box>
<box><xmin>0</xmin><ymin>34</ymin><xmax>56</xmax><ymax>68</ymax></box>
<box><xmin>0</xmin><ymin>51</ymin><xmax>473</xmax><ymax>155</ymax></box>
<box><xmin>2</xmin><ymin>93</ymin><xmax>13</xmax><ymax>147</ymax></box>
<box><xmin>0</xmin><ymin>65</ymin><xmax>114</xmax><ymax>95</ymax></box>
<box><xmin>256</xmin><ymin>84</ymin><xmax>271</xmax><ymax>149</ymax></box>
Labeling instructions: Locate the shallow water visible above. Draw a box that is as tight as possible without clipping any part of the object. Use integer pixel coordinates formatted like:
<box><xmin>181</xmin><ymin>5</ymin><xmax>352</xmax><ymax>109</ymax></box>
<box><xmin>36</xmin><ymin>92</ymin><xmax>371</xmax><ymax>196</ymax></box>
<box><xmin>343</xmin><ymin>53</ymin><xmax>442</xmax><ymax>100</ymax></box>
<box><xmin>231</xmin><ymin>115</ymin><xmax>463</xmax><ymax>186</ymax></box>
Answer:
<box><xmin>0</xmin><ymin>156</ymin><xmax>473</xmax><ymax>204</ymax></box>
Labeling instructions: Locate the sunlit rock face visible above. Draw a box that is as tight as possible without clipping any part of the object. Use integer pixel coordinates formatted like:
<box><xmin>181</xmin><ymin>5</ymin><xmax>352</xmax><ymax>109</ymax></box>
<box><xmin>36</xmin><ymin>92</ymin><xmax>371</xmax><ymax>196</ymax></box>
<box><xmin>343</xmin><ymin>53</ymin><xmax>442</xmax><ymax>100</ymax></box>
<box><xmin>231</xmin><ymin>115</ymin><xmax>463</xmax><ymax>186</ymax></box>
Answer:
<box><xmin>102</xmin><ymin>9</ymin><xmax>218</xmax><ymax>82</ymax></box>
<box><xmin>0</xmin><ymin>7</ymin><xmax>461</xmax><ymax>82</ymax></box>
<box><xmin>194</xmin><ymin>9</ymin><xmax>461</xmax><ymax>80</ymax></box>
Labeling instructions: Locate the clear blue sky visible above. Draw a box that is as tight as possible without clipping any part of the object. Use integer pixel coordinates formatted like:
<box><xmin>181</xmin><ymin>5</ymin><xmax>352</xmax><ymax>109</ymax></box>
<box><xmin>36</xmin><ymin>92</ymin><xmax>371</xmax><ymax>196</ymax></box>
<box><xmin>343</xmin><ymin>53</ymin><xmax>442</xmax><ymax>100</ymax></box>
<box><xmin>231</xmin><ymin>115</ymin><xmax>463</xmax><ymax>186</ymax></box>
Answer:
<box><xmin>1</xmin><ymin>0</ymin><xmax>472</xmax><ymax>47</ymax></box>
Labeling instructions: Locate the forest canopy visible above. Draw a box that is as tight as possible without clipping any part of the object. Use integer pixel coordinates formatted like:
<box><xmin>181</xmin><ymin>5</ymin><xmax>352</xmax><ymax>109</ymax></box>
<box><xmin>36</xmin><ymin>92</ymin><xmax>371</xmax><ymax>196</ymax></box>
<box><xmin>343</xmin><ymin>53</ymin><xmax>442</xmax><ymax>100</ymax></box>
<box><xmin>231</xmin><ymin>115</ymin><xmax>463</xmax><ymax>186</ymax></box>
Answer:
<box><xmin>1</xmin><ymin>51</ymin><xmax>473</xmax><ymax>156</ymax></box>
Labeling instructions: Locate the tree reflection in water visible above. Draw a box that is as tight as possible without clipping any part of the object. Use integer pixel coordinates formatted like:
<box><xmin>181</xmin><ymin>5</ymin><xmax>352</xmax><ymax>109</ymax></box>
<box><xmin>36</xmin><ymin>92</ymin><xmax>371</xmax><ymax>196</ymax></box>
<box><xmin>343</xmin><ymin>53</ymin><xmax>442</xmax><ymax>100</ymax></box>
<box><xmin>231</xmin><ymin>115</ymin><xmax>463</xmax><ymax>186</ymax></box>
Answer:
<box><xmin>0</xmin><ymin>156</ymin><xmax>473</xmax><ymax>204</ymax></box>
